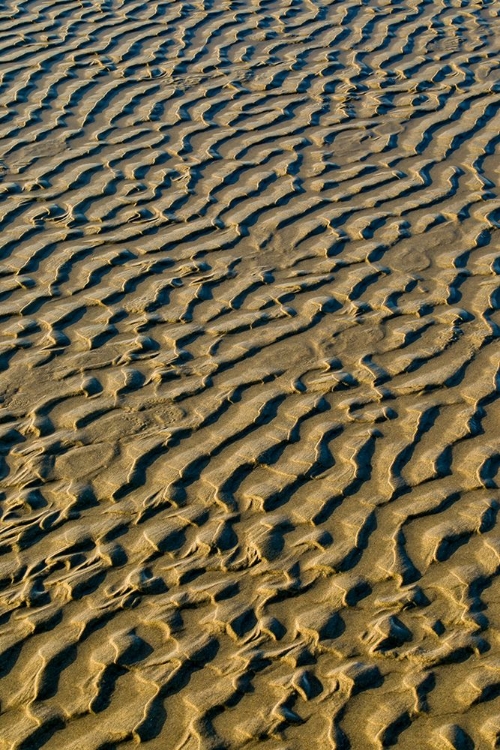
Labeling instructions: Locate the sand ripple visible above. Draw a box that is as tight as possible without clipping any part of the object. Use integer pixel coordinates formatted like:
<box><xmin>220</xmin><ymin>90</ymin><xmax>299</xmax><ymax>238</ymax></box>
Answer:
<box><xmin>0</xmin><ymin>0</ymin><xmax>500</xmax><ymax>747</ymax></box>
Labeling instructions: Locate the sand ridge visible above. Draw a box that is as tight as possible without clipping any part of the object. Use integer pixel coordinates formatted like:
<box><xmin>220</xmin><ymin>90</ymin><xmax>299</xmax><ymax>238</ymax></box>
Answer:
<box><xmin>0</xmin><ymin>0</ymin><xmax>500</xmax><ymax>747</ymax></box>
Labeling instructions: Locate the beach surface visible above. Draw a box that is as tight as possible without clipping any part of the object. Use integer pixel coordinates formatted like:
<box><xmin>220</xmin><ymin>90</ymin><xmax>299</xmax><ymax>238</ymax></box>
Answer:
<box><xmin>1</xmin><ymin>0</ymin><xmax>500</xmax><ymax>747</ymax></box>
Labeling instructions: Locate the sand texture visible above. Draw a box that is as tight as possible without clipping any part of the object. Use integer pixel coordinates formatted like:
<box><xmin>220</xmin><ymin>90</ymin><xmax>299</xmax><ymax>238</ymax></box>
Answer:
<box><xmin>0</xmin><ymin>0</ymin><xmax>500</xmax><ymax>747</ymax></box>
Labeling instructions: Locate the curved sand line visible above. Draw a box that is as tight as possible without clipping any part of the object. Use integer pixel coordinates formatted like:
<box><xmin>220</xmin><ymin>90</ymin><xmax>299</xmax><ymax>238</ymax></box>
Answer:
<box><xmin>0</xmin><ymin>0</ymin><xmax>500</xmax><ymax>748</ymax></box>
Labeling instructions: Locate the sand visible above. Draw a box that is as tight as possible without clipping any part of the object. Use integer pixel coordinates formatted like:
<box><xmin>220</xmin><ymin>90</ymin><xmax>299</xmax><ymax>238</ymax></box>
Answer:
<box><xmin>0</xmin><ymin>0</ymin><xmax>499</xmax><ymax>747</ymax></box>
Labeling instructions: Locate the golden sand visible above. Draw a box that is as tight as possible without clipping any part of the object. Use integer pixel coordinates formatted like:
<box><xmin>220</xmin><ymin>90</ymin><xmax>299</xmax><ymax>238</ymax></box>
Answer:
<box><xmin>0</xmin><ymin>0</ymin><xmax>500</xmax><ymax>747</ymax></box>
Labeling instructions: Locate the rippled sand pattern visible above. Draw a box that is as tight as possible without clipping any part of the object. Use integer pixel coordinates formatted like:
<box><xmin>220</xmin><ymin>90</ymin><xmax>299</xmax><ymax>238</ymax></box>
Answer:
<box><xmin>1</xmin><ymin>0</ymin><xmax>500</xmax><ymax>747</ymax></box>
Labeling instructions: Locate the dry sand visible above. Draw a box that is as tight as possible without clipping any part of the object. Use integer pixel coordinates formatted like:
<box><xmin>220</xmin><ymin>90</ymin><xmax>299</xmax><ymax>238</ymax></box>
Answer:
<box><xmin>0</xmin><ymin>0</ymin><xmax>499</xmax><ymax>747</ymax></box>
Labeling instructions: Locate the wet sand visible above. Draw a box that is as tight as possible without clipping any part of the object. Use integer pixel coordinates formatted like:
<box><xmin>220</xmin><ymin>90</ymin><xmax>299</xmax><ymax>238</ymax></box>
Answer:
<box><xmin>0</xmin><ymin>0</ymin><xmax>500</xmax><ymax>747</ymax></box>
